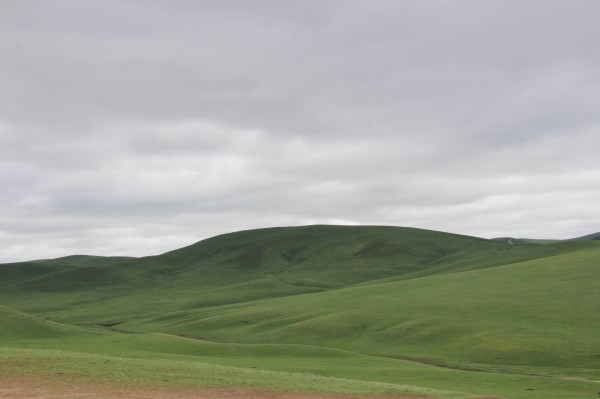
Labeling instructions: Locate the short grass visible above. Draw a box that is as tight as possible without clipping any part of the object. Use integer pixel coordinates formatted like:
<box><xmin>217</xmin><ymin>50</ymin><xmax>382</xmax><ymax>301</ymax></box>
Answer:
<box><xmin>0</xmin><ymin>347</ymin><xmax>462</xmax><ymax>398</ymax></box>
<box><xmin>2</xmin><ymin>331</ymin><xmax>599</xmax><ymax>399</ymax></box>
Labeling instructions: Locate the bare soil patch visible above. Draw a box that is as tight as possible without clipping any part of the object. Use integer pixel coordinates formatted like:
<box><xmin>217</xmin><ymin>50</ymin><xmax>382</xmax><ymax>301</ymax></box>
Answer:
<box><xmin>0</xmin><ymin>379</ymin><xmax>429</xmax><ymax>399</ymax></box>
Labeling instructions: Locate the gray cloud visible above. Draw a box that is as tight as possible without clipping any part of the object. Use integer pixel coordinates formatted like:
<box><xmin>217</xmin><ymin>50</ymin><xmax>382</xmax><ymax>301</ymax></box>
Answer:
<box><xmin>1</xmin><ymin>1</ymin><xmax>599</xmax><ymax>262</ymax></box>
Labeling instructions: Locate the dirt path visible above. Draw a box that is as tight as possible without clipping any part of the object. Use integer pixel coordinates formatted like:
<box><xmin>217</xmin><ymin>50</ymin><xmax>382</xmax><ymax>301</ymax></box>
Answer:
<box><xmin>0</xmin><ymin>380</ymin><xmax>429</xmax><ymax>399</ymax></box>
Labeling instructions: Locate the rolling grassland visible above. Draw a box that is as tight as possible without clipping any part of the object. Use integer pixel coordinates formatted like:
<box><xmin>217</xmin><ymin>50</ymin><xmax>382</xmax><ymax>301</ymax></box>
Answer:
<box><xmin>1</xmin><ymin>225</ymin><xmax>599</xmax><ymax>398</ymax></box>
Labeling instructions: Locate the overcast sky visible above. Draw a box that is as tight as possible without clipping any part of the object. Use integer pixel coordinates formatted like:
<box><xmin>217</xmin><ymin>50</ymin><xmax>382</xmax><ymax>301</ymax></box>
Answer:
<box><xmin>1</xmin><ymin>1</ymin><xmax>599</xmax><ymax>262</ymax></box>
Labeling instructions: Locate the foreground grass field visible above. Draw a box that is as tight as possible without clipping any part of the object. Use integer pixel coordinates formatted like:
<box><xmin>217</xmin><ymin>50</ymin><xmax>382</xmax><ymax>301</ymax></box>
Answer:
<box><xmin>1</xmin><ymin>225</ymin><xmax>599</xmax><ymax>398</ymax></box>
<box><xmin>1</xmin><ymin>330</ymin><xmax>599</xmax><ymax>399</ymax></box>
<box><xmin>0</xmin><ymin>343</ymin><xmax>471</xmax><ymax>398</ymax></box>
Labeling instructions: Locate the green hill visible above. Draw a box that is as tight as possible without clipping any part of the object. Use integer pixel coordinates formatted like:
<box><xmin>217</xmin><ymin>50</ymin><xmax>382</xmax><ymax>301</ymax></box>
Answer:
<box><xmin>134</xmin><ymin>244</ymin><xmax>600</xmax><ymax>369</ymax></box>
<box><xmin>0</xmin><ymin>255</ymin><xmax>136</xmax><ymax>290</ymax></box>
<box><xmin>1</xmin><ymin>225</ymin><xmax>600</xmax><ymax>399</ymax></box>
<box><xmin>0</xmin><ymin>225</ymin><xmax>583</xmax><ymax>324</ymax></box>
<box><xmin>571</xmin><ymin>232</ymin><xmax>600</xmax><ymax>241</ymax></box>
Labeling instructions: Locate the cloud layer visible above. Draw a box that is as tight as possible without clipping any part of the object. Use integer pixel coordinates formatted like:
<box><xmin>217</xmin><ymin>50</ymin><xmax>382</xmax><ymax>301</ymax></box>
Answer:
<box><xmin>1</xmin><ymin>1</ymin><xmax>599</xmax><ymax>261</ymax></box>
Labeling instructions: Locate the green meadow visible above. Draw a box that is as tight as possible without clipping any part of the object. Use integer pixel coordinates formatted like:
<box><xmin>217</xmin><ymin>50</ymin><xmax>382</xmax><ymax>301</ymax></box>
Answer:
<box><xmin>1</xmin><ymin>225</ymin><xmax>599</xmax><ymax>398</ymax></box>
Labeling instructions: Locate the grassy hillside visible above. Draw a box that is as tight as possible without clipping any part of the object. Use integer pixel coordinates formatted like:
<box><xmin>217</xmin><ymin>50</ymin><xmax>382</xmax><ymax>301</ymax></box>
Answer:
<box><xmin>1</xmin><ymin>225</ymin><xmax>599</xmax><ymax>399</ymax></box>
<box><xmin>125</xmin><ymin>245</ymin><xmax>600</xmax><ymax>370</ymax></box>
<box><xmin>0</xmin><ymin>255</ymin><xmax>136</xmax><ymax>290</ymax></box>
<box><xmin>0</xmin><ymin>225</ymin><xmax>494</xmax><ymax>321</ymax></box>
<box><xmin>0</xmin><ymin>305</ymin><xmax>85</xmax><ymax>339</ymax></box>
<box><xmin>2</xmin><ymin>225</ymin><xmax>591</xmax><ymax>323</ymax></box>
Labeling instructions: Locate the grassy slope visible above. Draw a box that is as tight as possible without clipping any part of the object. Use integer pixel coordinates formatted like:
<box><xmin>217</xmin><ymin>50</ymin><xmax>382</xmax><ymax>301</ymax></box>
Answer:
<box><xmin>1</xmin><ymin>225</ymin><xmax>600</xmax><ymax>399</ymax></box>
<box><xmin>127</xmin><ymin>244</ymin><xmax>600</xmax><ymax>370</ymax></box>
<box><xmin>0</xmin><ymin>306</ymin><xmax>473</xmax><ymax>398</ymax></box>
<box><xmin>0</xmin><ymin>255</ymin><xmax>137</xmax><ymax>292</ymax></box>
<box><xmin>0</xmin><ymin>305</ymin><xmax>86</xmax><ymax>339</ymax></box>
<box><xmin>1</xmin><ymin>225</ymin><xmax>499</xmax><ymax>322</ymax></box>
<box><xmin>2</xmin><ymin>226</ymin><xmax>590</xmax><ymax>323</ymax></box>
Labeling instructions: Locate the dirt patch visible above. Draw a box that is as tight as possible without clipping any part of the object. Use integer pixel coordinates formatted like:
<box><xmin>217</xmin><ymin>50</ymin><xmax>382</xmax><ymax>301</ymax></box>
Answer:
<box><xmin>0</xmin><ymin>379</ymin><xmax>429</xmax><ymax>399</ymax></box>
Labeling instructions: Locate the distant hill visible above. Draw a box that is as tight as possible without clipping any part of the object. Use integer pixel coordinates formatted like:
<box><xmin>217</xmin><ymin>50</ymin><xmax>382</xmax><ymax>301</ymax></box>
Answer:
<box><xmin>0</xmin><ymin>255</ymin><xmax>135</xmax><ymax>289</ymax></box>
<box><xmin>490</xmin><ymin>237</ymin><xmax>560</xmax><ymax>244</ymax></box>
<box><xmin>491</xmin><ymin>231</ymin><xmax>600</xmax><ymax>244</ymax></box>
<box><xmin>571</xmin><ymin>232</ymin><xmax>600</xmax><ymax>240</ymax></box>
